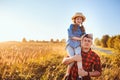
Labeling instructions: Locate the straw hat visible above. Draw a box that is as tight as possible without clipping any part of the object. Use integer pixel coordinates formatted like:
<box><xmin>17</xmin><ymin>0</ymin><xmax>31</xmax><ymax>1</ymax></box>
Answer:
<box><xmin>72</xmin><ymin>12</ymin><xmax>86</xmax><ymax>22</ymax></box>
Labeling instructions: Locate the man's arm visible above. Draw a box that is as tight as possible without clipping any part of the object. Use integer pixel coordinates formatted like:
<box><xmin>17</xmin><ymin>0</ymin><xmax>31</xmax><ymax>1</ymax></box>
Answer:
<box><xmin>78</xmin><ymin>53</ymin><xmax>102</xmax><ymax>77</ymax></box>
<box><xmin>89</xmin><ymin>52</ymin><xmax>102</xmax><ymax>77</ymax></box>
<box><xmin>62</xmin><ymin>55</ymin><xmax>82</xmax><ymax>65</ymax></box>
<box><xmin>78</xmin><ymin>69</ymin><xmax>101</xmax><ymax>77</ymax></box>
<box><xmin>89</xmin><ymin>71</ymin><xmax>101</xmax><ymax>77</ymax></box>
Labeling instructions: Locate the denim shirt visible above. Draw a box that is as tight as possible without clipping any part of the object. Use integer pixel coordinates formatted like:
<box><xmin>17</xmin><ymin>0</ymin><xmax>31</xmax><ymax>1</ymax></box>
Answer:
<box><xmin>67</xmin><ymin>24</ymin><xmax>86</xmax><ymax>48</ymax></box>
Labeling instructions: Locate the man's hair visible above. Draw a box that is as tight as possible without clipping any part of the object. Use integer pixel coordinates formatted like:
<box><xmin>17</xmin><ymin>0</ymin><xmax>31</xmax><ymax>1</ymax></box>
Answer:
<box><xmin>82</xmin><ymin>34</ymin><xmax>93</xmax><ymax>40</ymax></box>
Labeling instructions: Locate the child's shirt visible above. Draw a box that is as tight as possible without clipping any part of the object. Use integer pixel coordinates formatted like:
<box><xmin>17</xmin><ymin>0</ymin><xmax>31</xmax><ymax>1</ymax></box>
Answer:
<box><xmin>67</xmin><ymin>24</ymin><xmax>86</xmax><ymax>48</ymax></box>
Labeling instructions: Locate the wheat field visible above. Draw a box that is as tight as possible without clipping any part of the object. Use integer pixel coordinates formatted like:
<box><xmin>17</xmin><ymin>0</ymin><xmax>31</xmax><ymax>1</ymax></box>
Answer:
<box><xmin>0</xmin><ymin>42</ymin><xmax>120</xmax><ymax>80</ymax></box>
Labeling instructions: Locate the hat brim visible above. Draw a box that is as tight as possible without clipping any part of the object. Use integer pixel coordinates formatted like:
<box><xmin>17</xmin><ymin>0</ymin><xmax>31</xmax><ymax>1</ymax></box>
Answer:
<box><xmin>72</xmin><ymin>15</ymin><xmax>86</xmax><ymax>22</ymax></box>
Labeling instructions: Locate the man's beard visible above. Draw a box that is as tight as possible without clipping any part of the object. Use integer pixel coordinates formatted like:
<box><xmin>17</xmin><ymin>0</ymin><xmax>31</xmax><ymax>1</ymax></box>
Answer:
<box><xmin>82</xmin><ymin>47</ymin><xmax>90</xmax><ymax>53</ymax></box>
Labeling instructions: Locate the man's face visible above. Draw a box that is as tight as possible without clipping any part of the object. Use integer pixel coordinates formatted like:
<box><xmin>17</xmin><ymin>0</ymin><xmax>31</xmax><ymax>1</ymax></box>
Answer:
<box><xmin>81</xmin><ymin>37</ymin><xmax>92</xmax><ymax>49</ymax></box>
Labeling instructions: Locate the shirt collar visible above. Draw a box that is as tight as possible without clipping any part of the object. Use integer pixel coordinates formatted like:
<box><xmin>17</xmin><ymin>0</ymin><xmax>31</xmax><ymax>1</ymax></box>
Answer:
<box><xmin>82</xmin><ymin>48</ymin><xmax>91</xmax><ymax>54</ymax></box>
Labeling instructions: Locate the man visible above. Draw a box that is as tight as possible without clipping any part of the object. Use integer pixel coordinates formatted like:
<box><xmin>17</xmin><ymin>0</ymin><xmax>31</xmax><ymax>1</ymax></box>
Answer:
<box><xmin>62</xmin><ymin>34</ymin><xmax>102</xmax><ymax>80</ymax></box>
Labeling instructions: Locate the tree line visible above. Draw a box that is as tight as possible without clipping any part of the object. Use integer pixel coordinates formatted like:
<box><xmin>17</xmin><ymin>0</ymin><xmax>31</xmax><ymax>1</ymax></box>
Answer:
<box><xmin>94</xmin><ymin>34</ymin><xmax>120</xmax><ymax>51</ymax></box>
<box><xmin>22</xmin><ymin>38</ymin><xmax>66</xmax><ymax>43</ymax></box>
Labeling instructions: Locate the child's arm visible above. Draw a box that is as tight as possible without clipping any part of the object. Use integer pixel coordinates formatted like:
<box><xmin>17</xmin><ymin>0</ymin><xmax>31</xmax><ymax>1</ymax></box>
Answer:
<box><xmin>71</xmin><ymin>36</ymin><xmax>81</xmax><ymax>41</ymax></box>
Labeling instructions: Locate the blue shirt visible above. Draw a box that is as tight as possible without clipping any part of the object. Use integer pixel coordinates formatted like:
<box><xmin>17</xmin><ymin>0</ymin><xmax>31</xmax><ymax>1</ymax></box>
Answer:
<box><xmin>67</xmin><ymin>24</ymin><xmax>86</xmax><ymax>48</ymax></box>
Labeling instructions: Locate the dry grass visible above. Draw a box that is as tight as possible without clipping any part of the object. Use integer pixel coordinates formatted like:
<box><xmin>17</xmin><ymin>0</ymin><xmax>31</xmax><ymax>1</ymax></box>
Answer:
<box><xmin>0</xmin><ymin>42</ymin><xmax>120</xmax><ymax>80</ymax></box>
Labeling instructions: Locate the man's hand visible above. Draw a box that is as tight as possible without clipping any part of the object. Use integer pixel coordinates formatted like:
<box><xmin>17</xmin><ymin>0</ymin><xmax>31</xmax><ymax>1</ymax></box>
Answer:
<box><xmin>78</xmin><ymin>68</ymin><xmax>88</xmax><ymax>76</ymax></box>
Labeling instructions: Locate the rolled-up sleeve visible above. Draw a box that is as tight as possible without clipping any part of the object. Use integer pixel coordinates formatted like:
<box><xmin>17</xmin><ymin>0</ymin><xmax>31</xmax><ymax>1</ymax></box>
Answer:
<box><xmin>68</xmin><ymin>24</ymin><xmax>74</xmax><ymax>38</ymax></box>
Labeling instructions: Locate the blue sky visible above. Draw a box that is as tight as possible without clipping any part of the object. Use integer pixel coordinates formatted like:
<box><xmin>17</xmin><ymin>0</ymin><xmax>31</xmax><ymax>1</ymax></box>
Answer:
<box><xmin>0</xmin><ymin>0</ymin><xmax>120</xmax><ymax>42</ymax></box>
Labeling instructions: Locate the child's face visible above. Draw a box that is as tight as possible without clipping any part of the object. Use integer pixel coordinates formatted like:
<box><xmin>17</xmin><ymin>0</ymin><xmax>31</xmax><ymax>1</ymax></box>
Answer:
<box><xmin>75</xmin><ymin>17</ymin><xmax>83</xmax><ymax>25</ymax></box>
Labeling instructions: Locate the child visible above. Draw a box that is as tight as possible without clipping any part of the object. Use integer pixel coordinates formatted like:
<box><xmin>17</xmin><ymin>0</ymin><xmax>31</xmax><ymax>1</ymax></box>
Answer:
<box><xmin>65</xmin><ymin>12</ymin><xmax>86</xmax><ymax>79</ymax></box>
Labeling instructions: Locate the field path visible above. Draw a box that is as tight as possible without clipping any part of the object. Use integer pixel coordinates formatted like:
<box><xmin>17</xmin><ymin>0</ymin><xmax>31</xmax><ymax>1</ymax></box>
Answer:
<box><xmin>92</xmin><ymin>46</ymin><xmax>113</xmax><ymax>54</ymax></box>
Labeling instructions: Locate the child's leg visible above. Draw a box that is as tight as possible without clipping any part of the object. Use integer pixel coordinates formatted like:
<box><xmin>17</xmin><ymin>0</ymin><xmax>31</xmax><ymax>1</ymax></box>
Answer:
<box><xmin>66</xmin><ymin>62</ymin><xmax>74</xmax><ymax>76</ymax></box>
<box><xmin>75</xmin><ymin>46</ymin><xmax>82</xmax><ymax>78</ymax></box>
<box><xmin>66</xmin><ymin>45</ymin><xmax>75</xmax><ymax>76</ymax></box>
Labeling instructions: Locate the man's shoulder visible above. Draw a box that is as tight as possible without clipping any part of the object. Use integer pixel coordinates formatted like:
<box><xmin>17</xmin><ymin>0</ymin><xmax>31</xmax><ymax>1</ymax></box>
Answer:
<box><xmin>90</xmin><ymin>50</ymin><xmax>100</xmax><ymax>58</ymax></box>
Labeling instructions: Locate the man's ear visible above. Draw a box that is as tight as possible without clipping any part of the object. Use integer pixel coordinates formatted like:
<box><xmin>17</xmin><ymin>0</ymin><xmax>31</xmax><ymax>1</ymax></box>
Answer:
<box><xmin>91</xmin><ymin>40</ymin><xmax>93</xmax><ymax>45</ymax></box>
<box><xmin>81</xmin><ymin>39</ymin><xmax>83</xmax><ymax>45</ymax></box>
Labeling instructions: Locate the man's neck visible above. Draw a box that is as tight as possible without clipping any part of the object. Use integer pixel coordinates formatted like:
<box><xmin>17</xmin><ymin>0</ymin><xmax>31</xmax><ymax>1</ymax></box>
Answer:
<box><xmin>82</xmin><ymin>48</ymin><xmax>90</xmax><ymax>53</ymax></box>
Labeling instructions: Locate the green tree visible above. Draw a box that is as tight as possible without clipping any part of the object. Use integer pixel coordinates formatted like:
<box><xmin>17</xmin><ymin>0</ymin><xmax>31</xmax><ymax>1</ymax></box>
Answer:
<box><xmin>50</xmin><ymin>38</ymin><xmax>54</xmax><ymax>42</ymax></box>
<box><xmin>22</xmin><ymin>37</ymin><xmax>27</xmax><ymax>42</ymax></box>
<box><xmin>94</xmin><ymin>38</ymin><xmax>101</xmax><ymax>46</ymax></box>
<box><xmin>56</xmin><ymin>39</ymin><xmax>59</xmax><ymax>43</ymax></box>
<box><xmin>114</xmin><ymin>35</ymin><xmax>120</xmax><ymax>50</ymax></box>
<box><xmin>61</xmin><ymin>39</ymin><xmax>66</xmax><ymax>43</ymax></box>
<box><xmin>107</xmin><ymin>36</ymin><xmax>115</xmax><ymax>48</ymax></box>
<box><xmin>101</xmin><ymin>35</ymin><xmax>110</xmax><ymax>47</ymax></box>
